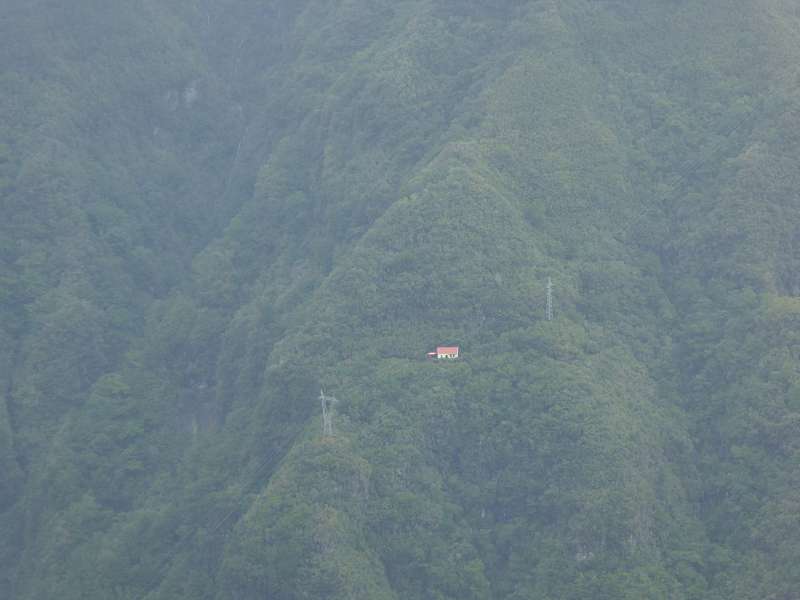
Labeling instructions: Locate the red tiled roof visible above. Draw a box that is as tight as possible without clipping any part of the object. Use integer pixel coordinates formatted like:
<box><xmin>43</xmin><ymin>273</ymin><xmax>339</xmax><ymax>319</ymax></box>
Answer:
<box><xmin>437</xmin><ymin>346</ymin><xmax>459</xmax><ymax>354</ymax></box>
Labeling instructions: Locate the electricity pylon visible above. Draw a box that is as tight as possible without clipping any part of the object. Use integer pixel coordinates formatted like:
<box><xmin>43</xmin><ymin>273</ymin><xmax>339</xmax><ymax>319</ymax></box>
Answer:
<box><xmin>546</xmin><ymin>277</ymin><xmax>553</xmax><ymax>321</ymax></box>
<box><xmin>319</xmin><ymin>390</ymin><xmax>338</xmax><ymax>437</ymax></box>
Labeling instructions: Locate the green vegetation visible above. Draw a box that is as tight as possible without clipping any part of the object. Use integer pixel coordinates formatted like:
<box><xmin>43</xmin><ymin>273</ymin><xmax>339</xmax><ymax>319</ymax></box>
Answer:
<box><xmin>1</xmin><ymin>1</ymin><xmax>799</xmax><ymax>598</ymax></box>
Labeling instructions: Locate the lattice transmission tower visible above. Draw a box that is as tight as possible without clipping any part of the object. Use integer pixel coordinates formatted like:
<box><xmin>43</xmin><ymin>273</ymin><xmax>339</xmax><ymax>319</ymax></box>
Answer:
<box><xmin>319</xmin><ymin>390</ymin><xmax>338</xmax><ymax>437</ymax></box>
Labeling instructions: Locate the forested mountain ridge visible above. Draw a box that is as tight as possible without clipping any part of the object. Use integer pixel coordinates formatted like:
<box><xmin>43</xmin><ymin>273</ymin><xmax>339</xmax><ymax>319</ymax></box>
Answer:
<box><xmin>1</xmin><ymin>1</ymin><xmax>799</xmax><ymax>598</ymax></box>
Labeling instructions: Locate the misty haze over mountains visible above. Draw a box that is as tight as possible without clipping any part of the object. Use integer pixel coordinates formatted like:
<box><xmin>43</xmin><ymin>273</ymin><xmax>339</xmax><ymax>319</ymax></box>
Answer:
<box><xmin>1</xmin><ymin>2</ymin><xmax>799</xmax><ymax>598</ymax></box>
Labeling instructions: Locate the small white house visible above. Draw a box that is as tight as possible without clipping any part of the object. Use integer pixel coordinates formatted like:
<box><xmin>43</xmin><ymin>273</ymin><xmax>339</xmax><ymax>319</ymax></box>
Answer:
<box><xmin>432</xmin><ymin>346</ymin><xmax>459</xmax><ymax>359</ymax></box>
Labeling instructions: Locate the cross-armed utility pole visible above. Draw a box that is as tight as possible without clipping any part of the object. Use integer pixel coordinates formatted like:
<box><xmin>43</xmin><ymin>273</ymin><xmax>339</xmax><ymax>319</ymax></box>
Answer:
<box><xmin>546</xmin><ymin>277</ymin><xmax>553</xmax><ymax>321</ymax></box>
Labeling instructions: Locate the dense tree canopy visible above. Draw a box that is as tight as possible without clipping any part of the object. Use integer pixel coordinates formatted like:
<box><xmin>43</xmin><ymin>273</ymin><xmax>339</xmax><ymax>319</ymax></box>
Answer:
<box><xmin>1</xmin><ymin>1</ymin><xmax>799</xmax><ymax>598</ymax></box>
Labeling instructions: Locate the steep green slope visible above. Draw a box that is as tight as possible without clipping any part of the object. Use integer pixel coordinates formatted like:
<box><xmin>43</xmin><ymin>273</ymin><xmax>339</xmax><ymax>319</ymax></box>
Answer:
<box><xmin>0</xmin><ymin>1</ymin><xmax>253</xmax><ymax>594</ymax></box>
<box><xmin>215</xmin><ymin>147</ymin><xmax>701</xmax><ymax>598</ymax></box>
<box><xmin>1</xmin><ymin>1</ymin><xmax>799</xmax><ymax>599</ymax></box>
